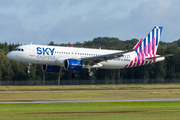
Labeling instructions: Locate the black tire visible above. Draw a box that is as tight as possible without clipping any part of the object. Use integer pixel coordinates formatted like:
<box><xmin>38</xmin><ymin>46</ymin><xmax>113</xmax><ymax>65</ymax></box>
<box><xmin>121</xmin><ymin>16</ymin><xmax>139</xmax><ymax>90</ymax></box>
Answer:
<box><xmin>26</xmin><ymin>70</ymin><xmax>30</xmax><ymax>74</ymax></box>
<box><xmin>71</xmin><ymin>73</ymin><xmax>78</xmax><ymax>78</ymax></box>
<box><xmin>86</xmin><ymin>71</ymin><xmax>93</xmax><ymax>77</ymax></box>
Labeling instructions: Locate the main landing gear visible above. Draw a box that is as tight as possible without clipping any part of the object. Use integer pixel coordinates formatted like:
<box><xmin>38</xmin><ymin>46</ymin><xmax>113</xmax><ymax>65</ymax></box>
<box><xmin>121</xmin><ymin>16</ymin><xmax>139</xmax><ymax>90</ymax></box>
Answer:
<box><xmin>86</xmin><ymin>71</ymin><xmax>93</xmax><ymax>77</ymax></box>
<box><xmin>71</xmin><ymin>72</ymin><xmax>78</xmax><ymax>78</ymax></box>
<box><xmin>26</xmin><ymin>63</ymin><xmax>31</xmax><ymax>74</ymax></box>
<box><xmin>71</xmin><ymin>68</ymin><xmax>94</xmax><ymax>78</ymax></box>
<box><xmin>71</xmin><ymin>71</ymin><xmax>94</xmax><ymax>78</ymax></box>
<box><xmin>86</xmin><ymin>65</ymin><xmax>93</xmax><ymax>77</ymax></box>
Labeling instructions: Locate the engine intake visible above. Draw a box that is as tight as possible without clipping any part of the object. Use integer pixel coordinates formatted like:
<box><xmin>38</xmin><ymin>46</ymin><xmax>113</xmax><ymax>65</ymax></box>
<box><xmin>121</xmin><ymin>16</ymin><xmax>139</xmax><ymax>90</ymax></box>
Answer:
<box><xmin>64</xmin><ymin>59</ymin><xmax>83</xmax><ymax>71</ymax></box>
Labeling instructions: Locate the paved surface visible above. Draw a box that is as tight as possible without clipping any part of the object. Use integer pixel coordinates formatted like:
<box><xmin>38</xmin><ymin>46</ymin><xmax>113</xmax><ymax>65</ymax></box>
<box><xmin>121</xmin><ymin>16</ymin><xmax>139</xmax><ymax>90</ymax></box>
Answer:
<box><xmin>0</xmin><ymin>89</ymin><xmax>180</xmax><ymax>93</ymax></box>
<box><xmin>0</xmin><ymin>98</ymin><xmax>180</xmax><ymax>104</ymax></box>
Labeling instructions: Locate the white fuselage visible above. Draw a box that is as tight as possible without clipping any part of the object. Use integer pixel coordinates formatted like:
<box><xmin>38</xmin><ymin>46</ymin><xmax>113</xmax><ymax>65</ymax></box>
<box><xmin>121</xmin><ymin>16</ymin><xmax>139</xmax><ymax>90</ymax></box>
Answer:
<box><xmin>7</xmin><ymin>45</ymin><xmax>164</xmax><ymax>70</ymax></box>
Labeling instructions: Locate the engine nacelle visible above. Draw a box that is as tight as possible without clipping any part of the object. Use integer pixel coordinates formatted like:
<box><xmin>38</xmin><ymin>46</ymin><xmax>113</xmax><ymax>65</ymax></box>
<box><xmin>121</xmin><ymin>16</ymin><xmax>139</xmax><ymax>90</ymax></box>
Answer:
<box><xmin>64</xmin><ymin>59</ymin><xmax>83</xmax><ymax>71</ymax></box>
<box><xmin>42</xmin><ymin>65</ymin><xmax>61</xmax><ymax>73</ymax></box>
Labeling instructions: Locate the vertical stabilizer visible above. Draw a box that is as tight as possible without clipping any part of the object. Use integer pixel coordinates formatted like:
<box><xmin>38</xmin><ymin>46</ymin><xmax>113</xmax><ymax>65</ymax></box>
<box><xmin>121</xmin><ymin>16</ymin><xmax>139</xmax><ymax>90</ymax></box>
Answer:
<box><xmin>133</xmin><ymin>26</ymin><xmax>163</xmax><ymax>55</ymax></box>
<box><xmin>125</xmin><ymin>26</ymin><xmax>163</xmax><ymax>68</ymax></box>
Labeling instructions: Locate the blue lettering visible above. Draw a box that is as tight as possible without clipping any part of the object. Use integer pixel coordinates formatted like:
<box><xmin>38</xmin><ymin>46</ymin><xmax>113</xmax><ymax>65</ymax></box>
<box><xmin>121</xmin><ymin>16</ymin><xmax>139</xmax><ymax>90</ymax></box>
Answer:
<box><xmin>43</xmin><ymin>48</ymin><xmax>49</xmax><ymax>55</ymax></box>
<box><xmin>36</xmin><ymin>47</ymin><xmax>55</xmax><ymax>55</ymax></box>
<box><xmin>36</xmin><ymin>55</ymin><xmax>55</xmax><ymax>60</ymax></box>
<box><xmin>124</xmin><ymin>59</ymin><xmax>130</xmax><ymax>62</ymax></box>
<box><xmin>49</xmin><ymin>48</ymin><xmax>55</xmax><ymax>55</ymax></box>
<box><xmin>37</xmin><ymin>47</ymin><xmax>42</xmax><ymax>55</ymax></box>
<box><xmin>111</xmin><ymin>58</ymin><xmax>121</xmax><ymax>61</ymax></box>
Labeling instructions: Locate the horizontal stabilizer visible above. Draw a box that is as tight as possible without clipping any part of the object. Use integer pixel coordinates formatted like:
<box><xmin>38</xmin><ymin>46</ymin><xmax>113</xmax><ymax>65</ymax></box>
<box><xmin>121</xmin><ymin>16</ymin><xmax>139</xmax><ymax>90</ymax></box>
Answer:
<box><xmin>145</xmin><ymin>54</ymin><xmax>173</xmax><ymax>60</ymax></box>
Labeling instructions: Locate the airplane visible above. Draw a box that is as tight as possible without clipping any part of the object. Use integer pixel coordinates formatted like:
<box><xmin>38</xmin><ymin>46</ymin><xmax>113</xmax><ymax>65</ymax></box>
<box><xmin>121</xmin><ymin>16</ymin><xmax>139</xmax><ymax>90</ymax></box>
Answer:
<box><xmin>7</xmin><ymin>26</ymin><xmax>172</xmax><ymax>78</ymax></box>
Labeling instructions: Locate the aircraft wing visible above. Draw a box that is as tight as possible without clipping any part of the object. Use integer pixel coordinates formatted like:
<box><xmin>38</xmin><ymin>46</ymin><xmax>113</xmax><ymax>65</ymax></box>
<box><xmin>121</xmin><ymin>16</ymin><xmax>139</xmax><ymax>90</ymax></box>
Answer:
<box><xmin>80</xmin><ymin>49</ymin><xmax>136</xmax><ymax>66</ymax></box>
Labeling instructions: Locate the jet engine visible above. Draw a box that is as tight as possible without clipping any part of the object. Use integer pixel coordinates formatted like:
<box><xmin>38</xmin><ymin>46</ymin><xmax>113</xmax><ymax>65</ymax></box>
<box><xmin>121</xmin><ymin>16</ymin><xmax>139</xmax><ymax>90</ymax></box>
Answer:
<box><xmin>42</xmin><ymin>65</ymin><xmax>61</xmax><ymax>73</ymax></box>
<box><xmin>64</xmin><ymin>59</ymin><xmax>83</xmax><ymax>71</ymax></box>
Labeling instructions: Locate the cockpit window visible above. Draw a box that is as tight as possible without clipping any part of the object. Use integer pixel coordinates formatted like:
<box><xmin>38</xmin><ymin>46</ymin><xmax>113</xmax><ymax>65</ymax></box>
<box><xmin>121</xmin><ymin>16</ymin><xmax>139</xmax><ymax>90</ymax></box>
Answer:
<box><xmin>13</xmin><ymin>48</ymin><xmax>24</xmax><ymax>52</ymax></box>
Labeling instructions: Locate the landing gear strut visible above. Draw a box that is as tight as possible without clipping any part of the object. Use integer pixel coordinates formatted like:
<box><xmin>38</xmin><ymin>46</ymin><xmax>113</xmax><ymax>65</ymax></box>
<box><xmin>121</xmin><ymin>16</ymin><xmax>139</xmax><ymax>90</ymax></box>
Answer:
<box><xmin>26</xmin><ymin>63</ymin><xmax>31</xmax><ymax>74</ymax></box>
<box><xmin>71</xmin><ymin>66</ymin><xmax>94</xmax><ymax>78</ymax></box>
<box><xmin>71</xmin><ymin>72</ymin><xmax>78</xmax><ymax>78</ymax></box>
<box><xmin>86</xmin><ymin>66</ymin><xmax>94</xmax><ymax>77</ymax></box>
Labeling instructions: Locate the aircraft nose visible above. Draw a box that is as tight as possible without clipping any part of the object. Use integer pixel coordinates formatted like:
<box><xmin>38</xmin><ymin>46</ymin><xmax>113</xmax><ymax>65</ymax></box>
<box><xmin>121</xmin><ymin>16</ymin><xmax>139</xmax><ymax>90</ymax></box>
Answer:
<box><xmin>7</xmin><ymin>52</ymin><xmax>13</xmax><ymax>60</ymax></box>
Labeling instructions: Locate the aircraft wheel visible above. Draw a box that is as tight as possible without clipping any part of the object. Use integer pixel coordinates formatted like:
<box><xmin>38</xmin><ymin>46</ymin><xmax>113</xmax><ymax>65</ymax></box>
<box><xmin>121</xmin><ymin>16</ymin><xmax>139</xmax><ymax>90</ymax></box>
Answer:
<box><xmin>86</xmin><ymin>71</ymin><xmax>93</xmax><ymax>77</ymax></box>
<box><xmin>26</xmin><ymin>70</ymin><xmax>30</xmax><ymax>74</ymax></box>
<box><xmin>71</xmin><ymin>73</ymin><xmax>78</xmax><ymax>78</ymax></box>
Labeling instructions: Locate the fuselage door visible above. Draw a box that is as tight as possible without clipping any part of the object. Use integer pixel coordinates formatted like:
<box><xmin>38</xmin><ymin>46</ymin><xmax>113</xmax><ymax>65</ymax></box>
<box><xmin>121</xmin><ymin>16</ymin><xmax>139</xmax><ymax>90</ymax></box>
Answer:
<box><xmin>29</xmin><ymin>46</ymin><xmax>35</xmax><ymax>56</ymax></box>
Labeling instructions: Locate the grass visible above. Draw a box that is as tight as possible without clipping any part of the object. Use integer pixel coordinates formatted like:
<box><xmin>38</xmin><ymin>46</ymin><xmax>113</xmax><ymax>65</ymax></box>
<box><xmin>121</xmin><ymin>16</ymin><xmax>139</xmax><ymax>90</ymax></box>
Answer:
<box><xmin>0</xmin><ymin>84</ymin><xmax>180</xmax><ymax>101</ymax></box>
<box><xmin>0</xmin><ymin>101</ymin><xmax>180</xmax><ymax>120</ymax></box>
<box><xmin>0</xmin><ymin>85</ymin><xmax>180</xmax><ymax>119</ymax></box>
<box><xmin>0</xmin><ymin>89</ymin><xmax>180</xmax><ymax>101</ymax></box>
<box><xmin>0</xmin><ymin>84</ymin><xmax>180</xmax><ymax>91</ymax></box>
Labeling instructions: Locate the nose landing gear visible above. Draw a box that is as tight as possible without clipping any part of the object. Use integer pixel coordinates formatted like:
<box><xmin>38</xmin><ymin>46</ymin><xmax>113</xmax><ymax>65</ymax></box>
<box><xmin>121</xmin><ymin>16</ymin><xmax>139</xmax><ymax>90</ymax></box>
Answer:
<box><xmin>26</xmin><ymin>63</ymin><xmax>31</xmax><ymax>74</ymax></box>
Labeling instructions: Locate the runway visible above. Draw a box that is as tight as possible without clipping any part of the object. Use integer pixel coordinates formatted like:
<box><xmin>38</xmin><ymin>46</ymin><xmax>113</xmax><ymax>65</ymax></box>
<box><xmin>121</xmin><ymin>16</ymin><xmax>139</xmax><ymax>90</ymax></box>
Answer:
<box><xmin>0</xmin><ymin>98</ymin><xmax>180</xmax><ymax>104</ymax></box>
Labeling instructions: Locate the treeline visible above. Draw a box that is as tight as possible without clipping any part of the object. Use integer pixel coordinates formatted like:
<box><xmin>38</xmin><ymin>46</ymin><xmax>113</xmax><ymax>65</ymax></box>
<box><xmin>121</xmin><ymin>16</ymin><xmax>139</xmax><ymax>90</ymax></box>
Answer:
<box><xmin>0</xmin><ymin>37</ymin><xmax>179</xmax><ymax>82</ymax></box>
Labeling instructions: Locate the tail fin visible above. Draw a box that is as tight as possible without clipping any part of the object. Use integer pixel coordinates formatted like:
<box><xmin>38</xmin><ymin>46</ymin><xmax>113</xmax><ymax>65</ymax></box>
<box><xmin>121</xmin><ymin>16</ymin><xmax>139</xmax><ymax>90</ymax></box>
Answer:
<box><xmin>134</xmin><ymin>26</ymin><xmax>163</xmax><ymax>66</ymax></box>
<box><xmin>133</xmin><ymin>26</ymin><xmax>163</xmax><ymax>55</ymax></box>
<box><xmin>124</xmin><ymin>26</ymin><xmax>163</xmax><ymax>68</ymax></box>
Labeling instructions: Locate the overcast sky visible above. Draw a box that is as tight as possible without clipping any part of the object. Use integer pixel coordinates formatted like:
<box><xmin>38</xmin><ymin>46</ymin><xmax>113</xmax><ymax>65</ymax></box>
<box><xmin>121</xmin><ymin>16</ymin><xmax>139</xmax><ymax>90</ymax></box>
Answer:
<box><xmin>0</xmin><ymin>0</ymin><xmax>180</xmax><ymax>45</ymax></box>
